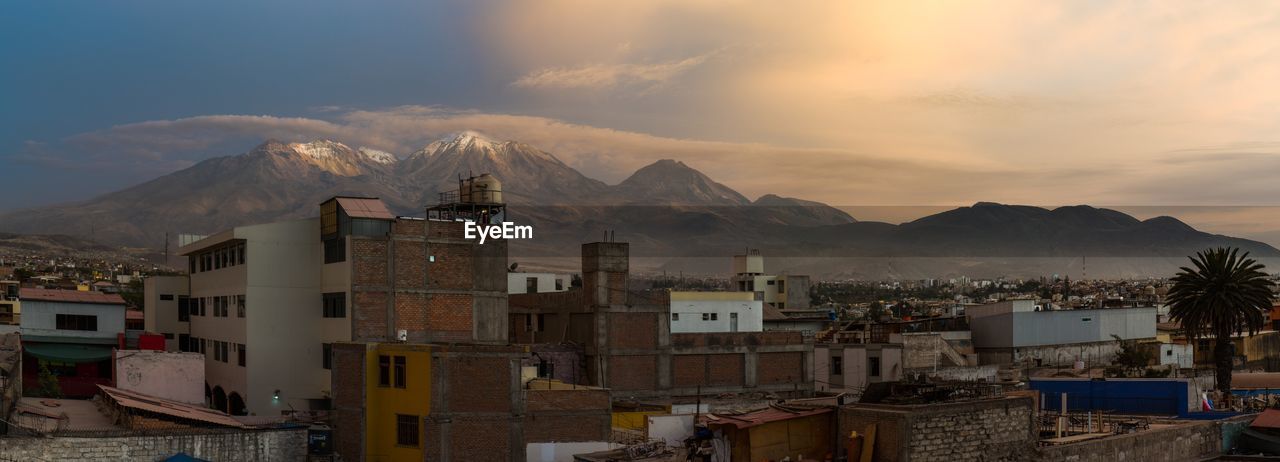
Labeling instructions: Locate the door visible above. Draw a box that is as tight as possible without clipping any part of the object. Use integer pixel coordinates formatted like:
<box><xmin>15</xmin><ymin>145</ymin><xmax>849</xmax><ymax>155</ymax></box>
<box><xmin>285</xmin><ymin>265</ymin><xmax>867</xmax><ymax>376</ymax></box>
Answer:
<box><xmin>730</xmin><ymin>312</ymin><xmax>739</xmax><ymax>332</ymax></box>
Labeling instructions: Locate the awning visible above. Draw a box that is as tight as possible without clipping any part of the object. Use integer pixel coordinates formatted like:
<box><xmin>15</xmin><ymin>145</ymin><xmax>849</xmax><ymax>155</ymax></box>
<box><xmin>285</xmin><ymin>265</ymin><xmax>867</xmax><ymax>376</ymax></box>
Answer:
<box><xmin>23</xmin><ymin>343</ymin><xmax>112</xmax><ymax>362</ymax></box>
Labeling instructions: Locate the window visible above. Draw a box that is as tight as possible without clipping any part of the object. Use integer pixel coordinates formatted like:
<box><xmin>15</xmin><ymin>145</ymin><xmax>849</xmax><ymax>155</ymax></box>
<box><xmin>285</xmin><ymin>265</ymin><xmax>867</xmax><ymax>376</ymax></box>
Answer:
<box><xmin>396</xmin><ymin>414</ymin><xmax>419</xmax><ymax>447</ymax></box>
<box><xmin>323</xmin><ymin>237</ymin><xmax>345</xmax><ymax>264</ymax></box>
<box><xmin>524</xmin><ymin>314</ymin><xmax>545</xmax><ymax>333</ymax></box>
<box><xmin>178</xmin><ymin>296</ymin><xmax>191</xmax><ymax>322</ymax></box>
<box><xmin>237</xmin><ymin>295</ymin><xmax>246</xmax><ymax>317</ymax></box>
<box><xmin>831</xmin><ymin>356</ymin><xmax>843</xmax><ymax>376</ymax></box>
<box><xmin>671</xmin><ymin>313</ymin><xmax>679</xmax><ymax>321</ymax></box>
<box><xmin>238</xmin><ymin>243</ymin><xmax>246</xmax><ymax>264</ymax></box>
<box><xmin>378</xmin><ymin>355</ymin><xmax>391</xmax><ymax>387</ymax></box>
<box><xmin>213</xmin><ymin>341</ymin><xmax>229</xmax><ymax>362</ymax></box>
<box><xmin>778</xmin><ymin>280</ymin><xmax>786</xmax><ymax>292</ymax></box>
<box><xmin>869</xmin><ymin>357</ymin><xmax>881</xmax><ymax>378</ymax></box>
<box><xmin>711</xmin><ymin>313</ymin><xmax>718</xmax><ymax>321</ymax></box>
<box><xmin>56</xmin><ymin>314</ymin><xmax>97</xmax><ymax>331</ymax></box>
<box><xmin>190</xmin><ymin>259</ymin><xmax>197</xmax><ymax>274</ymax></box>
<box><xmin>163</xmin><ymin>333</ymin><xmax>174</xmax><ymax>339</ymax></box>
<box><xmin>323</xmin><ymin>292</ymin><xmax>346</xmax><ymax>318</ymax></box>
<box><xmin>702</xmin><ymin>313</ymin><xmax>710</xmax><ymax>321</ymax></box>
<box><xmin>322</xmin><ymin>343</ymin><xmax>332</xmax><ymax>370</ymax></box>
<box><xmin>160</xmin><ymin>294</ymin><xmax>174</xmax><ymax>301</ymax></box>
<box><xmin>555</xmin><ymin>279</ymin><xmax>564</xmax><ymax>291</ymax></box>
<box><xmin>767</xmin><ymin>280</ymin><xmax>775</xmax><ymax>285</ymax></box>
<box><xmin>1081</xmin><ymin>317</ymin><xmax>1093</xmax><ymax>322</ymax></box>
<box><xmin>526</xmin><ymin>277</ymin><xmax>538</xmax><ymax>293</ymax></box>
<box><xmin>238</xmin><ymin>344</ymin><xmax>246</xmax><ymax>366</ymax></box>
<box><xmin>178</xmin><ymin>334</ymin><xmax>190</xmax><ymax>352</ymax></box>
<box><xmin>1166</xmin><ymin>350</ymin><xmax>1173</xmax><ymax>357</ymax></box>
<box><xmin>394</xmin><ymin>356</ymin><xmax>407</xmax><ymax>388</ymax></box>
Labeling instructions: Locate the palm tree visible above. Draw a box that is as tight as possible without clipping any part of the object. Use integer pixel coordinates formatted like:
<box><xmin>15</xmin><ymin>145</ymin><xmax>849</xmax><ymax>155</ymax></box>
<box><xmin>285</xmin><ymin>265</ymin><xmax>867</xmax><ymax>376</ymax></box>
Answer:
<box><xmin>1168</xmin><ymin>247</ymin><xmax>1275</xmax><ymax>393</ymax></box>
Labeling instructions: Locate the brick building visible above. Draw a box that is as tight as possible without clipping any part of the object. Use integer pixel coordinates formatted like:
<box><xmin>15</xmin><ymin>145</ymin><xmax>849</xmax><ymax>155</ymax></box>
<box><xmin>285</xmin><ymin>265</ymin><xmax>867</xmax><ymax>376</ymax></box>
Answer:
<box><xmin>509</xmin><ymin>241</ymin><xmax>815</xmax><ymax>399</ymax></box>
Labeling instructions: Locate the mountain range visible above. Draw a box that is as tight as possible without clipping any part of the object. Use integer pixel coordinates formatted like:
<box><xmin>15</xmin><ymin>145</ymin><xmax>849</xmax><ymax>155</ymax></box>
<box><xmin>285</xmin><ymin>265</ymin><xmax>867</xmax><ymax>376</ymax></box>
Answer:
<box><xmin>0</xmin><ymin>131</ymin><xmax>1275</xmax><ymax>278</ymax></box>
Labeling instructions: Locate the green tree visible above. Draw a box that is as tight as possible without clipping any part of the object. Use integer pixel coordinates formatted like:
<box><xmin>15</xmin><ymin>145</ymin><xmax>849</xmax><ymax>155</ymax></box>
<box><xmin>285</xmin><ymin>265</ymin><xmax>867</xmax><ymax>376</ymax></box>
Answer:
<box><xmin>34</xmin><ymin>362</ymin><xmax>63</xmax><ymax>398</ymax></box>
<box><xmin>1168</xmin><ymin>247</ymin><xmax>1275</xmax><ymax>393</ymax></box>
<box><xmin>1109</xmin><ymin>335</ymin><xmax>1153</xmax><ymax>377</ymax></box>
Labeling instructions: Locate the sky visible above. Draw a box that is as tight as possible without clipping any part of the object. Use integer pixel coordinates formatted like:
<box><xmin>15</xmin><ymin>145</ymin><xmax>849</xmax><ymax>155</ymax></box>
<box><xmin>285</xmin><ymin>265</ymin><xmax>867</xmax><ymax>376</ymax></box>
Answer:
<box><xmin>5</xmin><ymin>1</ymin><xmax>1280</xmax><ymax>241</ymax></box>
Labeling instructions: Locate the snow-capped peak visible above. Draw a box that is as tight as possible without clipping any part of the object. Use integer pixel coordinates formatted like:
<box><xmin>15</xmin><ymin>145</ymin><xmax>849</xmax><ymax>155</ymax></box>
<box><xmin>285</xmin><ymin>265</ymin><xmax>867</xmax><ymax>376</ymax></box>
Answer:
<box><xmin>444</xmin><ymin>130</ymin><xmax>504</xmax><ymax>150</ymax></box>
<box><xmin>358</xmin><ymin>147</ymin><xmax>397</xmax><ymax>164</ymax></box>
<box><xmin>289</xmin><ymin>140</ymin><xmax>350</xmax><ymax>161</ymax></box>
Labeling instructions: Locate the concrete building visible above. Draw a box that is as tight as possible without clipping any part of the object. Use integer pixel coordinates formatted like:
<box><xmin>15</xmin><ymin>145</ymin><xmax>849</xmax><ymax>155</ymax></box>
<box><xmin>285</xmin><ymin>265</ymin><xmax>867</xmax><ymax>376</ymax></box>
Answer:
<box><xmin>967</xmin><ymin>299</ymin><xmax>1157</xmax><ymax>366</ymax></box>
<box><xmin>0</xmin><ymin>280</ymin><xmax>19</xmax><ymax>326</ymax></box>
<box><xmin>730</xmin><ymin>249</ymin><xmax>811</xmax><ymax>310</ymax></box>
<box><xmin>18</xmin><ymin>288</ymin><xmax>126</xmax><ymax>398</ymax></box>
<box><xmin>816</xmin><ymin>342</ymin><xmax>904</xmax><ymax>395</ymax></box>
<box><xmin>508</xmin><ymin>272</ymin><xmax>569</xmax><ymax>294</ymax></box>
<box><xmin>668</xmin><ymin>291</ymin><xmax>763</xmax><ymax>333</ymax></box>
<box><xmin>177</xmin><ymin>195</ymin><xmax>509</xmax><ymax>416</ymax></box>
<box><xmin>142</xmin><ymin>275</ymin><xmax>190</xmax><ymax>352</ymax></box>
<box><xmin>510</xmin><ymin>241</ymin><xmax>815</xmax><ymax>400</ymax></box>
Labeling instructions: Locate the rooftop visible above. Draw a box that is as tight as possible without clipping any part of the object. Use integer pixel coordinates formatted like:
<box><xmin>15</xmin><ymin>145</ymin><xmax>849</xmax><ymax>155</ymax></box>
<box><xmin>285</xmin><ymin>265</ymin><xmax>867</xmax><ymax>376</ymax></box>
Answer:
<box><xmin>331</xmin><ymin>196</ymin><xmax>395</xmax><ymax>220</ymax></box>
<box><xmin>19</xmin><ymin>288</ymin><xmax>125</xmax><ymax>305</ymax></box>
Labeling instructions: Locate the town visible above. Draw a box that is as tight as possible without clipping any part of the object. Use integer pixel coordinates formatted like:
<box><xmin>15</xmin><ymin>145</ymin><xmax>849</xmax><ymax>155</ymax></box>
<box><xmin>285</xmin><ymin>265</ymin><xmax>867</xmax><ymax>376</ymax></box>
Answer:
<box><xmin>1</xmin><ymin>175</ymin><xmax>1279</xmax><ymax>461</ymax></box>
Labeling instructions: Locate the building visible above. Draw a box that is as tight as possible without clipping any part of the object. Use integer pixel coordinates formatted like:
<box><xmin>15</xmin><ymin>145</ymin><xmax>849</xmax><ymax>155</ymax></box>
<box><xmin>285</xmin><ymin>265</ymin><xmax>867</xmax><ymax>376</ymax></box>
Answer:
<box><xmin>730</xmin><ymin>249</ymin><xmax>811</xmax><ymax>310</ymax></box>
<box><xmin>142</xmin><ymin>275</ymin><xmax>190</xmax><ymax>352</ymax></box>
<box><xmin>704</xmin><ymin>405</ymin><xmax>834</xmax><ymax>461</ymax></box>
<box><xmin>18</xmin><ymin>288</ymin><xmax>126</xmax><ymax>398</ymax></box>
<box><xmin>509</xmin><ymin>241</ymin><xmax>815</xmax><ymax>400</ymax></box>
<box><xmin>0</xmin><ymin>280</ymin><xmax>19</xmax><ymax>326</ymax></box>
<box><xmin>508</xmin><ymin>272</ymin><xmax>569</xmax><ymax>294</ymax></box>
<box><xmin>668</xmin><ymin>291</ymin><xmax>762</xmax><ymax>333</ymax></box>
<box><xmin>816</xmin><ymin>341</ymin><xmax>903</xmax><ymax>395</ymax></box>
<box><xmin>175</xmin><ymin>194</ymin><xmax>509</xmax><ymax>416</ymax></box>
<box><xmin>967</xmin><ymin>299</ymin><xmax>1157</xmax><ymax>366</ymax></box>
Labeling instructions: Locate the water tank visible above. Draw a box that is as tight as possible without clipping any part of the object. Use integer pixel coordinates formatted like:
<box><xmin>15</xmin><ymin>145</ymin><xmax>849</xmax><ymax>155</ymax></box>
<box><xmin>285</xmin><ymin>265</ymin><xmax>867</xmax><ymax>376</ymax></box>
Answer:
<box><xmin>467</xmin><ymin>174</ymin><xmax>503</xmax><ymax>204</ymax></box>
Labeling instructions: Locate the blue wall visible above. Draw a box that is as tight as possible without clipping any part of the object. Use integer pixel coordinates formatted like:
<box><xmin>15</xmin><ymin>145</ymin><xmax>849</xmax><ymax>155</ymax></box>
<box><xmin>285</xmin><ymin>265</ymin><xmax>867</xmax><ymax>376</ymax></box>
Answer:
<box><xmin>1030</xmin><ymin>378</ymin><xmax>1192</xmax><ymax>416</ymax></box>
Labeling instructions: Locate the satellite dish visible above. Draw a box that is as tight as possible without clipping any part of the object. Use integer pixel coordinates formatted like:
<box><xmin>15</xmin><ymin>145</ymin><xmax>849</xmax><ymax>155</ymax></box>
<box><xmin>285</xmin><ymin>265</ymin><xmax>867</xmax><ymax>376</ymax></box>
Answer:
<box><xmin>508</xmin><ymin>262</ymin><xmax>519</xmax><ymax>272</ymax></box>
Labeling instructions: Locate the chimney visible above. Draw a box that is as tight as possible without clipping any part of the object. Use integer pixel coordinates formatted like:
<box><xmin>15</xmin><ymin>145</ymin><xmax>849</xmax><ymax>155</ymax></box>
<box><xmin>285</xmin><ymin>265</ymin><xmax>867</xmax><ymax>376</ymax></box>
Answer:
<box><xmin>582</xmin><ymin>242</ymin><xmax>628</xmax><ymax>306</ymax></box>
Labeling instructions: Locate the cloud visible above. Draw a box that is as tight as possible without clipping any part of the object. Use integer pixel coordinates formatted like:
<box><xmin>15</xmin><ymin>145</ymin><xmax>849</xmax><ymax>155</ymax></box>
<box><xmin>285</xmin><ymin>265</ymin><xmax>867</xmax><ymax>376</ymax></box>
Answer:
<box><xmin>512</xmin><ymin>53</ymin><xmax>712</xmax><ymax>91</ymax></box>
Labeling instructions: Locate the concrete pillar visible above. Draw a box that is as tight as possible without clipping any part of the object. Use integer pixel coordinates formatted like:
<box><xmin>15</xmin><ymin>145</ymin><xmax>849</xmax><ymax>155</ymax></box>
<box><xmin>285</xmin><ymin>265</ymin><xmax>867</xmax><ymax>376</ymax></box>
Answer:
<box><xmin>745</xmin><ymin>351</ymin><xmax>758</xmax><ymax>388</ymax></box>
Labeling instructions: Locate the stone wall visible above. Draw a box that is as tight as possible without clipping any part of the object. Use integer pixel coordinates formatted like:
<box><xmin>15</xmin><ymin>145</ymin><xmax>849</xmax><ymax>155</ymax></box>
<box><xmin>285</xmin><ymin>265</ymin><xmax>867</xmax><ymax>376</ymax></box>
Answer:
<box><xmin>1036</xmin><ymin>417</ymin><xmax>1245</xmax><ymax>462</ymax></box>
<box><xmin>0</xmin><ymin>428</ymin><xmax>307</xmax><ymax>462</ymax></box>
<box><xmin>838</xmin><ymin>397</ymin><xmax>1036</xmax><ymax>462</ymax></box>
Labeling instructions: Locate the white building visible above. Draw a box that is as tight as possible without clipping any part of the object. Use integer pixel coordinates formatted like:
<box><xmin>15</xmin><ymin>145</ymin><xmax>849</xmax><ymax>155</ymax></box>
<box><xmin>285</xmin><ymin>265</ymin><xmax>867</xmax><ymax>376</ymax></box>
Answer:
<box><xmin>730</xmin><ymin>250</ymin><xmax>811</xmax><ymax>310</ymax></box>
<box><xmin>669</xmin><ymin>291</ymin><xmax>763</xmax><ymax>333</ymax></box>
<box><xmin>508</xmin><ymin>272</ymin><xmax>569</xmax><ymax>294</ymax></box>
<box><xmin>19</xmin><ymin>288</ymin><xmax>126</xmax><ymax>342</ymax></box>
<box><xmin>143</xmin><ymin>275</ymin><xmax>190</xmax><ymax>352</ymax></box>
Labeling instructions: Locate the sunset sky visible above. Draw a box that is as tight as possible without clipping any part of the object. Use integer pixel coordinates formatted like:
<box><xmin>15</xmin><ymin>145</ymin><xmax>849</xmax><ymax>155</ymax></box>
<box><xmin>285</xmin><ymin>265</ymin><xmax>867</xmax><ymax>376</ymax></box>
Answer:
<box><xmin>4</xmin><ymin>1</ymin><xmax>1280</xmax><ymax>242</ymax></box>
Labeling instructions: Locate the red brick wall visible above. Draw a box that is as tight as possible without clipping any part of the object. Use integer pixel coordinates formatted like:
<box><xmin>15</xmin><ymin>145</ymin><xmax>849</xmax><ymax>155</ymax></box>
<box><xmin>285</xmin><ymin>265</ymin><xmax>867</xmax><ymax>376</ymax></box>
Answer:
<box><xmin>672</xmin><ymin>354</ymin><xmax>745</xmax><ymax>388</ymax></box>
<box><xmin>525</xmin><ymin>389</ymin><xmax>612</xmax><ymax>444</ymax></box>
<box><xmin>607</xmin><ymin>312</ymin><xmax>658</xmax><ymax>350</ymax></box>
<box><xmin>427</xmin><ymin>221</ymin><xmax>467</xmax><ymax>239</ymax></box>
<box><xmin>352</xmin><ymin>239</ymin><xmax>388</xmax><ymax>286</ymax></box>
<box><xmin>393</xmin><ymin>292</ymin><xmax>428</xmax><ymax>337</ymax></box>
<box><xmin>392</xmin><ymin>219</ymin><xmax>425</xmax><ymax>236</ymax></box>
<box><xmin>393</xmin><ymin>240</ymin><xmax>427</xmax><ymax>289</ymax></box>
<box><xmin>428</xmin><ymin>243</ymin><xmax>474</xmax><ymax>290</ymax></box>
<box><xmin>450</xmin><ymin>419</ymin><xmax>511</xmax><ymax>462</ymax></box>
<box><xmin>757</xmin><ymin>351</ymin><xmax>804</xmax><ymax>385</ymax></box>
<box><xmin>352</xmin><ymin>290</ymin><xmax>388</xmax><ymax>341</ymax></box>
<box><xmin>607</xmin><ymin>355</ymin><xmax>657</xmax><ymax>391</ymax></box>
<box><xmin>428</xmin><ymin>293</ymin><xmax>473</xmax><ymax>341</ymax></box>
<box><xmin>442</xmin><ymin>355</ymin><xmax>512</xmax><ymax>413</ymax></box>
<box><xmin>330</xmin><ymin>344</ymin><xmax>366</xmax><ymax>461</ymax></box>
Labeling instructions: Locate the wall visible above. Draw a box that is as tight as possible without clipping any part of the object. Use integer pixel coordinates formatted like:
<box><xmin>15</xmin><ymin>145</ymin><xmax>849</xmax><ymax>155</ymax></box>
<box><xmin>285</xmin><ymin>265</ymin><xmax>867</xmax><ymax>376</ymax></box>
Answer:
<box><xmin>1030</xmin><ymin>378</ymin><xmax>1195</xmax><ymax>416</ymax></box>
<box><xmin>143</xmin><ymin>275</ymin><xmax>189</xmax><ymax>351</ymax></box>
<box><xmin>508</xmin><ymin>273</ymin><xmax>568</xmax><ymax>294</ymax></box>
<box><xmin>972</xmin><ymin>307</ymin><xmax>1156</xmax><ymax>349</ymax></box>
<box><xmin>816</xmin><ymin>343</ymin><xmax>904</xmax><ymax>394</ymax></box>
<box><xmin>1037</xmin><ymin>418</ymin><xmax>1233</xmax><ymax>462</ymax></box>
<box><xmin>669</xmin><ymin>292</ymin><xmax>763</xmax><ymax>333</ymax></box>
<box><xmin>837</xmin><ymin>397</ymin><xmax>1036</xmax><ymax>462</ymax></box>
<box><xmin>0</xmin><ymin>428</ymin><xmax>307</xmax><ymax>462</ymax></box>
<box><xmin>19</xmin><ymin>300</ymin><xmax>126</xmax><ymax>340</ymax></box>
<box><xmin>113</xmin><ymin>350</ymin><xmax>205</xmax><ymax>404</ymax></box>
<box><xmin>363</xmin><ymin>343</ymin><xmax>432</xmax><ymax>462</ymax></box>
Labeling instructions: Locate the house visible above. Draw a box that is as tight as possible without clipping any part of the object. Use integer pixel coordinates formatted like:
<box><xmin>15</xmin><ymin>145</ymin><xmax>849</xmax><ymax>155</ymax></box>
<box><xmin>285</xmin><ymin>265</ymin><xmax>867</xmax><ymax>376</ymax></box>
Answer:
<box><xmin>705</xmin><ymin>405</ymin><xmax>834</xmax><ymax>462</ymax></box>
<box><xmin>669</xmin><ymin>291</ymin><xmax>762</xmax><ymax>333</ymax></box>
<box><xmin>18</xmin><ymin>288</ymin><xmax>126</xmax><ymax>398</ymax></box>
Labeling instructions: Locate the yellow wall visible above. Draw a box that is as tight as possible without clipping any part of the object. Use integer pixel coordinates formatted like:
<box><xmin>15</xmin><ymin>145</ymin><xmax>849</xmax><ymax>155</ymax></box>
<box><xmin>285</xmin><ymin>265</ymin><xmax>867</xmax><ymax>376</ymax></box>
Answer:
<box><xmin>365</xmin><ymin>343</ymin><xmax>433</xmax><ymax>462</ymax></box>
<box><xmin>611</xmin><ymin>410</ymin><xmax>666</xmax><ymax>430</ymax></box>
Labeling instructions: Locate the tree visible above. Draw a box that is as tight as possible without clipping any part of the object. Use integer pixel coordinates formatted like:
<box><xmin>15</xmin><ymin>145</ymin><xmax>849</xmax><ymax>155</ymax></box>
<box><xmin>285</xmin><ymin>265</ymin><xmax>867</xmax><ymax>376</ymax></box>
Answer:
<box><xmin>34</xmin><ymin>362</ymin><xmax>63</xmax><ymax>398</ymax></box>
<box><xmin>1167</xmin><ymin>247</ymin><xmax>1275</xmax><ymax>393</ymax></box>
<box><xmin>1108</xmin><ymin>335</ymin><xmax>1153</xmax><ymax>378</ymax></box>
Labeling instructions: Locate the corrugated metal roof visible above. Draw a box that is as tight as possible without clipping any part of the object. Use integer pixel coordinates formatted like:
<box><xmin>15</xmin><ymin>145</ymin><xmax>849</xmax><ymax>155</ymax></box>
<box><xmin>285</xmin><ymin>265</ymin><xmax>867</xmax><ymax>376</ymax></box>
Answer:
<box><xmin>1253</xmin><ymin>409</ymin><xmax>1280</xmax><ymax>429</ymax></box>
<box><xmin>705</xmin><ymin>405</ymin><xmax>832</xmax><ymax>430</ymax></box>
<box><xmin>98</xmin><ymin>385</ymin><xmax>249</xmax><ymax>428</ymax></box>
<box><xmin>20</xmin><ymin>288</ymin><xmax>125</xmax><ymax>305</ymax></box>
<box><xmin>335</xmin><ymin>197</ymin><xmax>394</xmax><ymax>220</ymax></box>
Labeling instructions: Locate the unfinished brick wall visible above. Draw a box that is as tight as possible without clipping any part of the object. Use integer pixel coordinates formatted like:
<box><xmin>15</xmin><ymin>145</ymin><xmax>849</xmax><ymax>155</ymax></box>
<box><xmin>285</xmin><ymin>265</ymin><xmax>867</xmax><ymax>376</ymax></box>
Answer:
<box><xmin>428</xmin><ymin>243</ymin><xmax>475</xmax><ymax>290</ymax></box>
<box><xmin>607</xmin><ymin>355</ymin><xmax>657</xmax><ymax>391</ymax></box>
<box><xmin>607</xmin><ymin>312</ymin><xmax>658</xmax><ymax>350</ymax></box>
<box><xmin>352</xmin><ymin>290</ymin><xmax>388</xmax><ymax>341</ymax></box>
<box><xmin>757</xmin><ymin>351</ymin><xmax>804</xmax><ymax>385</ymax></box>
<box><xmin>393</xmin><ymin>240</ymin><xmax>427</xmax><ymax>289</ymax></box>
<box><xmin>672</xmin><ymin>354</ymin><xmax>746</xmax><ymax>388</ymax></box>
<box><xmin>524</xmin><ymin>389</ymin><xmax>611</xmax><ymax>443</ymax></box>
<box><xmin>670</xmin><ymin>331</ymin><xmax>805</xmax><ymax>349</ymax></box>
<box><xmin>330</xmin><ymin>344</ymin><xmax>367</xmax><ymax>462</ymax></box>
<box><xmin>441</xmin><ymin>354</ymin><xmax>514</xmax><ymax>414</ymax></box>
<box><xmin>352</xmin><ymin>239</ymin><xmax>389</xmax><ymax>286</ymax></box>
<box><xmin>428</xmin><ymin>293</ymin><xmax>474</xmax><ymax>343</ymax></box>
<box><xmin>838</xmin><ymin>397</ymin><xmax>1036</xmax><ymax>462</ymax></box>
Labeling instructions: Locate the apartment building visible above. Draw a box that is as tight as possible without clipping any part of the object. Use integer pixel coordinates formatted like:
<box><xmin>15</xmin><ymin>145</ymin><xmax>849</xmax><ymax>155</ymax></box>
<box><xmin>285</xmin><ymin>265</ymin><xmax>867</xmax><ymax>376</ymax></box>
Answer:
<box><xmin>730</xmin><ymin>249</ymin><xmax>812</xmax><ymax>310</ymax></box>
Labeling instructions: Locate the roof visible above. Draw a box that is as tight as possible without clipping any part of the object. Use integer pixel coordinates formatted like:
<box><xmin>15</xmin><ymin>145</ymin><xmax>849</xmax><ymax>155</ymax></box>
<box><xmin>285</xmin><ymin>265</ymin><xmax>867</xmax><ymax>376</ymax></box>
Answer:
<box><xmin>334</xmin><ymin>197</ymin><xmax>394</xmax><ymax>220</ymax></box>
<box><xmin>98</xmin><ymin>384</ymin><xmax>249</xmax><ymax>428</ymax></box>
<box><xmin>126</xmin><ymin>310</ymin><xmax>144</xmax><ymax>320</ymax></box>
<box><xmin>705</xmin><ymin>405</ymin><xmax>832</xmax><ymax>430</ymax></box>
<box><xmin>19</xmin><ymin>288</ymin><xmax>125</xmax><ymax>305</ymax></box>
<box><xmin>1253</xmin><ymin>409</ymin><xmax>1280</xmax><ymax>429</ymax></box>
